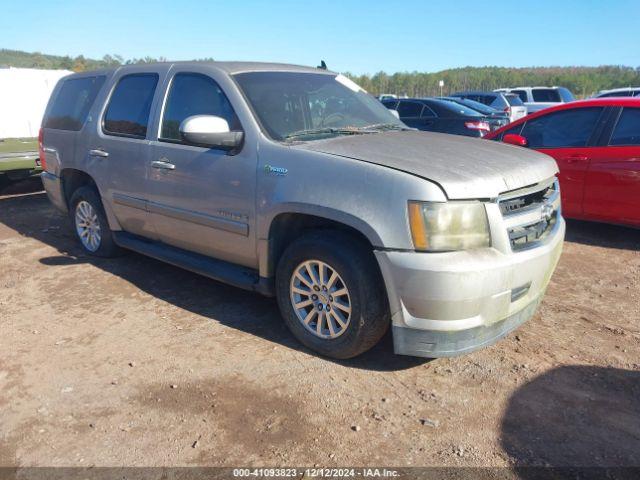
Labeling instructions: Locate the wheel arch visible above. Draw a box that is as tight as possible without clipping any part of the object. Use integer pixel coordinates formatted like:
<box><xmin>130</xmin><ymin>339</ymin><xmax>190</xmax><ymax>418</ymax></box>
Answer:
<box><xmin>59</xmin><ymin>168</ymin><xmax>122</xmax><ymax>231</ymax></box>
<box><xmin>59</xmin><ymin>168</ymin><xmax>98</xmax><ymax>209</ymax></box>
<box><xmin>260</xmin><ymin>205</ymin><xmax>383</xmax><ymax>279</ymax></box>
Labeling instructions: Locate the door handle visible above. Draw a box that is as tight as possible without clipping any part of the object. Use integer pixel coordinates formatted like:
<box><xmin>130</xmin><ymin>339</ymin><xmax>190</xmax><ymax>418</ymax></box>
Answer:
<box><xmin>89</xmin><ymin>149</ymin><xmax>109</xmax><ymax>158</ymax></box>
<box><xmin>151</xmin><ymin>160</ymin><xmax>176</xmax><ymax>170</ymax></box>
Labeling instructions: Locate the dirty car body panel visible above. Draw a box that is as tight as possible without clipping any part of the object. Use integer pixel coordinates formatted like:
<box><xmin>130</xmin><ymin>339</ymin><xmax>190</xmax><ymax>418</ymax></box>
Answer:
<box><xmin>40</xmin><ymin>61</ymin><xmax>564</xmax><ymax>358</ymax></box>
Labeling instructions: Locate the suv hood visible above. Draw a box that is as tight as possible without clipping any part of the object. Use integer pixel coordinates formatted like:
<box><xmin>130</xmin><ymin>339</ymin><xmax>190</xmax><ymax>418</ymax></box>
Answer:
<box><xmin>296</xmin><ymin>130</ymin><xmax>558</xmax><ymax>199</ymax></box>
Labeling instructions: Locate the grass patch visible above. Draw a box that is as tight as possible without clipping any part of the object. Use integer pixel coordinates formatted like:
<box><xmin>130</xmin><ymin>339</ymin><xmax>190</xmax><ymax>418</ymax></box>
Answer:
<box><xmin>0</xmin><ymin>138</ymin><xmax>39</xmax><ymax>154</ymax></box>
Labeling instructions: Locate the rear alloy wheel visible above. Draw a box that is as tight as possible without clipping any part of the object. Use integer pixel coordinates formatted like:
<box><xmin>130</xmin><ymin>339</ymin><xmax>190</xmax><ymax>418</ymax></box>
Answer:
<box><xmin>276</xmin><ymin>230</ymin><xmax>390</xmax><ymax>359</ymax></box>
<box><xmin>69</xmin><ymin>186</ymin><xmax>121</xmax><ymax>258</ymax></box>
<box><xmin>75</xmin><ymin>200</ymin><xmax>102</xmax><ymax>252</ymax></box>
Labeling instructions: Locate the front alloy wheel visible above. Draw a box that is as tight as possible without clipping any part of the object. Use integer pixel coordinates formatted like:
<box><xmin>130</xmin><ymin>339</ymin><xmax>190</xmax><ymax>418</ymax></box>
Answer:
<box><xmin>276</xmin><ymin>231</ymin><xmax>390</xmax><ymax>359</ymax></box>
<box><xmin>290</xmin><ymin>260</ymin><xmax>352</xmax><ymax>339</ymax></box>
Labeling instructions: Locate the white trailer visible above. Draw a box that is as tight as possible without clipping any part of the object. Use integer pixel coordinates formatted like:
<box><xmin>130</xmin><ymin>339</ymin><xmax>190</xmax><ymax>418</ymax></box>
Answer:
<box><xmin>0</xmin><ymin>67</ymin><xmax>72</xmax><ymax>139</ymax></box>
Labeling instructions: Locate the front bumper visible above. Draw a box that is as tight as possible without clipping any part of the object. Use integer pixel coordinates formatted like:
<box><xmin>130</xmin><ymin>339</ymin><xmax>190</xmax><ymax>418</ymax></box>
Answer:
<box><xmin>376</xmin><ymin>218</ymin><xmax>564</xmax><ymax>358</ymax></box>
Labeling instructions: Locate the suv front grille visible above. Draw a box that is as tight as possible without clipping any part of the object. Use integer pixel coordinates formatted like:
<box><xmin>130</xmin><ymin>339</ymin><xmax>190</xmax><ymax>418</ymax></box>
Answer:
<box><xmin>498</xmin><ymin>180</ymin><xmax>560</xmax><ymax>251</ymax></box>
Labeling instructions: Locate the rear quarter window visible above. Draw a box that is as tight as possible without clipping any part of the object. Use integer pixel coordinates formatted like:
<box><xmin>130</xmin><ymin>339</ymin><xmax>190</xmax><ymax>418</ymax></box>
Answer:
<box><xmin>487</xmin><ymin>95</ymin><xmax>506</xmax><ymax>109</ymax></box>
<box><xmin>610</xmin><ymin>108</ymin><xmax>640</xmax><ymax>146</ymax></box>
<box><xmin>513</xmin><ymin>90</ymin><xmax>528</xmax><ymax>103</ymax></box>
<box><xmin>471</xmin><ymin>95</ymin><xmax>497</xmax><ymax>107</ymax></box>
<box><xmin>558</xmin><ymin>88</ymin><xmax>575</xmax><ymax>102</ymax></box>
<box><xmin>505</xmin><ymin>94</ymin><xmax>524</xmax><ymax>106</ymax></box>
<box><xmin>44</xmin><ymin>76</ymin><xmax>106</xmax><ymax>131</ymax></box>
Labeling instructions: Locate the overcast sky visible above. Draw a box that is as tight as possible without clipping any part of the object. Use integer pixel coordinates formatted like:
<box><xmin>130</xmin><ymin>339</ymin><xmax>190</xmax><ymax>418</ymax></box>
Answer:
<box><xmin>3</xmin><ymin>0</ymin><xmax>639</xmax><ymax>74</ymax></box>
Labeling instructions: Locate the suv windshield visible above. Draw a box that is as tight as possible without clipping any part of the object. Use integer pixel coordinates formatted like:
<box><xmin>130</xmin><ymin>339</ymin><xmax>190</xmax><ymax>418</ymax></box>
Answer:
<box><xmin>234</xmin><ymin>72</ymin><xmax>405</xmax><ymax>141</ymax></box>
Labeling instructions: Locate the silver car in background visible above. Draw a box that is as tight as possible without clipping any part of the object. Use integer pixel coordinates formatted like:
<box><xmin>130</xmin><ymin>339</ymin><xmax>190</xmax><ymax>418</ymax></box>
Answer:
<box><xmin>40</xmin><ymin>62</ymin><xmax>564</xmax><ymax>359</ymax></box>
<box><xmin>495</xmin><ymin>86</ymin><xmax>575</xmax><ymax>113</ymax></box>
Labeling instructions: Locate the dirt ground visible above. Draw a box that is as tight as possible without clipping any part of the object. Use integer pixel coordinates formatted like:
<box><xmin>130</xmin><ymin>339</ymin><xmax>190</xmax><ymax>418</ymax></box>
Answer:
<box><xmin>1</xmin><ymin>177</ymin><xmax>639</xmax><ymax>470</ymax></box>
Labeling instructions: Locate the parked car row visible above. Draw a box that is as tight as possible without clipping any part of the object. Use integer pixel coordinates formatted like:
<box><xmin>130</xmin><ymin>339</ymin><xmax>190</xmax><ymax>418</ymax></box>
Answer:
<box><xmin>381</xmin><ymin>97</ymin><xmax>500</xmax><ymax>137</ymax></box>
<box><xmin>379</xmin><ymin>86</ymin><xmax>582</xmax><ymax>139</ymax></box>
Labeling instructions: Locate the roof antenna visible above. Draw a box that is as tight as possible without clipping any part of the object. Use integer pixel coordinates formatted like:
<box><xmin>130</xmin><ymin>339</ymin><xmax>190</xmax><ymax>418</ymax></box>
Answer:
<box><xmin>317</xmin><ymin>60</ymin><xmax>327</xmax><ymax>70</ymax></box>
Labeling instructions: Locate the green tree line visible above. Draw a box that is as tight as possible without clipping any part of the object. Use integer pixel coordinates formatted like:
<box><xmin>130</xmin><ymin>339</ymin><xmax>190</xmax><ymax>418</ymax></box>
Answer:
<box><xmin>2</xmin><ymin>49</ymin><xmax>639</xmax><ymax>97</ymax></box>
<box><xmin>0</xmin><ymin>49</ymin><xmax>213</xmax><ymax>72</ymax></box>
<box><xmin>346</xmin><ymin>66</ymin><xmax>640</xmax><ymax>98</ymax></box>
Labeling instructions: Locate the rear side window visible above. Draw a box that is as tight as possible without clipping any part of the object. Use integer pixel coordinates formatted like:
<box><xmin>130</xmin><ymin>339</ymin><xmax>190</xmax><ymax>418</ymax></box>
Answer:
<box><xmin>484</xmin><ymin>95</ymin><xmax>505</xmax><ymax>109</ymax></box>
<box><xmin>531</xmin><ymin>89</ymin><xmax>562</xmax><ymax>102</ymax></box>
<box><xmin>558</xmin><ymin>88</ymin><xmax>575</xmax><ymax>102</ymax></box>
<box><xmin>520</xmin><ymin>107</ymin><xmax>603</xmax><ymax>148</ymax></box>
<box><xmin>505</xmin><ymin>94</ymin><xmax>524</xmax><ymax>106</ymax></box>
<box><xmin>382</xmin><ymin>100</ymin><xmax>398</xmax><ymax>110</ymax></box>
<box><xmin>467</xmin><ymin>94</ymin><xmax>496</xmax><ymax>106</ymax></box>
<box><xmin>103</xmin><ymin>73</ymin><xmax>158</xmax><ymax>138</ymax></box>
<box><xmin>397</xmin><ymin>101</ymin><xmax>423</xmax><ymax>117</ymax></box>
<box><xmin>610</xmin><ymin>108</ymin><xmax>640</xmax><ymax>146</ymax></box>
<box><xmin>45</xmin><ymin>76</ymin><xmax>106</xmax><ymax>131</ymax></box>
<box><xmin>160</xmin><ymin>73</ymin><xmax>240</xmax><ymax>142</ymax></box>
<box><xmin>513</xmin><ymin>90</ymin><xmax>528</xmax><ymax>103</ymax></box>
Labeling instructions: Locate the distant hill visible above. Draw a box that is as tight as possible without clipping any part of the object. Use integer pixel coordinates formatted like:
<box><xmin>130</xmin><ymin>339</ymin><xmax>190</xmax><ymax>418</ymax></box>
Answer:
<box><xmin>2</xmin><ymin>48</ymin><xmax>639</xmax><ymax>98</ymax></box>
<box><xmin>0</xmin><ymin>49</ymin><xmax>212</xmax><ymax>72</ymax></box>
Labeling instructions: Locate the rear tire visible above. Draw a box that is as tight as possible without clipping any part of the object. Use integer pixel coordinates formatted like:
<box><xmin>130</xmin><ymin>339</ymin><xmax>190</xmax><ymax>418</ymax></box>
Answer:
<box><xmin>69</xmin><ymin>186</ymin><xmax>121</xmax><ymax>258</ymax></box>
<box><xmin>276</xmin><ymin>230</ymin><xmax>390</xmax><ymax>359</ymax></box>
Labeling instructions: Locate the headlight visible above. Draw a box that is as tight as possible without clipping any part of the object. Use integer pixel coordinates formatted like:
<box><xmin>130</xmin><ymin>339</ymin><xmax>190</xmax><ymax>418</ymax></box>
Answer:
<box><xmin>408</xmin><ymin>201</ymin><xmax>490</xmax><ymax>251</ymax></box>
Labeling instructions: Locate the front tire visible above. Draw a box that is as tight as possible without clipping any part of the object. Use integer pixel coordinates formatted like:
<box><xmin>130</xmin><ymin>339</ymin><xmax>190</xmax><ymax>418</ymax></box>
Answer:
<box><xmin>276</xmin><ymin>230</ymin><xmax>390</xmax><ymax>359</ymax></box>
<box><xmin>69</xmin><ymin>186</ymin><xmax>121</xmax><ymax>257</ymax></box>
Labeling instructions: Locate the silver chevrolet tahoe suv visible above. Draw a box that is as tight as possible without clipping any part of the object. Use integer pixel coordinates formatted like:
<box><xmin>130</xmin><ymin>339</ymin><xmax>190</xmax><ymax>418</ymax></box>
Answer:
<box><xmin>40</xmin><ymin>62</ymin><xmax>564</xmax><ymax>359</ymax></box>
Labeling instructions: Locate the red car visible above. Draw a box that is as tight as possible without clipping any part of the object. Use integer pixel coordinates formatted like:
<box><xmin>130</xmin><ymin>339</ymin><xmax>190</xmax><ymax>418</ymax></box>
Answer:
<box><xmin>486</xmin><ymin>98</ymin><xmax>640</xmax><ymax>227</ymax></box>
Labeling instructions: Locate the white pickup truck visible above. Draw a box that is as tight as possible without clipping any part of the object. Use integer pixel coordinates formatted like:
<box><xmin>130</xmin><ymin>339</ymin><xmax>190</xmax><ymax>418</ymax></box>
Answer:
<box><xmin>495</xmin><ymin>87</ymin><xmax>575</xmax><ymax>113</ymax></box>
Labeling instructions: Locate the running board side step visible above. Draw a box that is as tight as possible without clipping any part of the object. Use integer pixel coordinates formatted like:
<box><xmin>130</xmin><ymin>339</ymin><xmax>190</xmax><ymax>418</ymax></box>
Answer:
<box><xmin>113</xmin><ymin>232</ymin><xmax>274</xmax><ymax>296</ymax></box>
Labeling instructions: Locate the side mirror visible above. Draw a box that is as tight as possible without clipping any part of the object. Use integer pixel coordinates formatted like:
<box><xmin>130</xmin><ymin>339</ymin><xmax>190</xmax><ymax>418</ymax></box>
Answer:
<box><xmin>179</xmin><ymin>115</ymin><xmax>243</xmax><ymax>150</ymax></box>
<box><xmin>503</xmin><ymin>133</ymin><xmax>528</xmax><ymax>147</ymax></box>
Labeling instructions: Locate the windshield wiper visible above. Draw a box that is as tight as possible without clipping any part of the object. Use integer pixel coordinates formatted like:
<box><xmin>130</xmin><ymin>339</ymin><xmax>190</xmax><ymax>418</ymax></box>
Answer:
<box><xmin>359</xmin><ymin>123</ymin><xmax>409</xmax><ymax>132</ymax></box>
<box><xmin>283</xmin><ymin>123</ymin><xmax>408</xmax><ymax>141</ymax></box>
<box><xmin>283</xmin><ymin>127</ymin><xmax>371</xmax><ymax>141</ymax></box>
